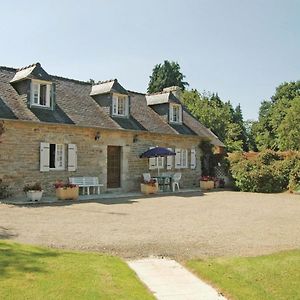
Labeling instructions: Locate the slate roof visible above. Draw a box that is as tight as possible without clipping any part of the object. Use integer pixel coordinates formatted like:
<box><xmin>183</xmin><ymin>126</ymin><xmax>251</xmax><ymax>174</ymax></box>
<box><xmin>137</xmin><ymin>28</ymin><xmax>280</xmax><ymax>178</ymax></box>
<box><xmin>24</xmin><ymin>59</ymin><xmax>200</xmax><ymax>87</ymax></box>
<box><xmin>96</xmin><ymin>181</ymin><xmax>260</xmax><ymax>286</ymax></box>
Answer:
<box><xmin>0</xmin><ymin>64</ymin><xmax>225</xmax><ymax>147</ymax></box>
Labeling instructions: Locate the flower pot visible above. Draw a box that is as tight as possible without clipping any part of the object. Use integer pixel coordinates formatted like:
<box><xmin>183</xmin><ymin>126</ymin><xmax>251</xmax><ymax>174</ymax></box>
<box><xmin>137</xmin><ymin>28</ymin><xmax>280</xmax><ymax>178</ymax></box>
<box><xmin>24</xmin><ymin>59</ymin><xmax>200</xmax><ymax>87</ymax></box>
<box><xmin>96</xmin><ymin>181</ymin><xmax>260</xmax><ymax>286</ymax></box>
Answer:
<box><xmin>26</xmin><ymin>190</ymin><xmax>44</xmax><ymax>202</ymax></box>
<box><xmin>56</xmin><ymin>186</ymin><xmax>79</xmax><ymax>200</ymax></box>
<box><xmin>200</xmin><ymin>180</ymin><xmax>215</xmax><ymax>190</ymax></box>
<box><xmin>141</xmin><ymin>183</ymin><xmax>158</xmax><ymax>194</ymax></box>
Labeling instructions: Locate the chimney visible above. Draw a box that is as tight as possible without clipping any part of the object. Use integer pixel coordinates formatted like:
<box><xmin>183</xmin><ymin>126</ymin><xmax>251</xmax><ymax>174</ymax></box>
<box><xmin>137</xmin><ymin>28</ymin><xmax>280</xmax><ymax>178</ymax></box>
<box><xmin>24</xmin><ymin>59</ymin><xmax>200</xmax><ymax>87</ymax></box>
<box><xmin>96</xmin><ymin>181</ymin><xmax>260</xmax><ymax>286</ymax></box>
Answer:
<box><xmin>163</xmin><ymin>86</ymin><xmax>181</xmax><ymax>99</ymax></box>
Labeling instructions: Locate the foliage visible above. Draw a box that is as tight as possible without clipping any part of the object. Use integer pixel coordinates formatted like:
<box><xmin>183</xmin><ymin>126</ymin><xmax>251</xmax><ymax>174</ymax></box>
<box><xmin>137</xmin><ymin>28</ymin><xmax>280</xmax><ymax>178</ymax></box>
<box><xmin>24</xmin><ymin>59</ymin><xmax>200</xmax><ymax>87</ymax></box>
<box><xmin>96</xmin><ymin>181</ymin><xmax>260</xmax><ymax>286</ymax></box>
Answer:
<box><xmin>288</xmin><ymin>160</ymin><xmax>300</xmax><ymax>191</ymax></box>
<box><xmin>0</xmin><ymin>179</ymin><xmax>11</xmax><ymax>199</ymax></box>
<box><xmin>147</xmin><ymin>60</ymin><xmax>188</xmax><ymax>93</ymax></box>
<box><xmin>23</xmin><ymin>182</ymin><xmax>42</xmax><ymax>192</ymax></box>
<box><xmin>253</xmin><ymin>81</ymin><xmax>300</xmax><ymax>151</ymax></box>
<box><xmin>0</xmin><ymin>241</ymin><xmax>154</xmax><ymax>300</ymax></box>
<box><xmin>54</xmin><ymin>181</ymin><xmax>77</xmax><ymax>189</ymax></box>
<box><xmin>228</xmin><ymin>150</ymin><xmax>300</xmax><ymax>193</ymax></box>
<box><xmin>182</xmin><ymin>90</ymin><xmax>249</xmax><ymax>152</ymax></box>
<box><xmin>186</xmin><ymin>250</ymin><xmax>300</xmax><ymax>300</ymax></box>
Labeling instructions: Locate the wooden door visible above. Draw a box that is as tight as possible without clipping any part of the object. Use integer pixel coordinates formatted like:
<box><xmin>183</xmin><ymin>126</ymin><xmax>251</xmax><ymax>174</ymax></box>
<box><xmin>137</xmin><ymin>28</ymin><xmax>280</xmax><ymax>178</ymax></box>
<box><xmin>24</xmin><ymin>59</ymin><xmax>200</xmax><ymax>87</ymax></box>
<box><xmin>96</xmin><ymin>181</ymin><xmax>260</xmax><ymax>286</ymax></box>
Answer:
<box><xmin>107</xmin><ymin>146</ymin><xmax>121</xmax><ymax>188</ymax></box>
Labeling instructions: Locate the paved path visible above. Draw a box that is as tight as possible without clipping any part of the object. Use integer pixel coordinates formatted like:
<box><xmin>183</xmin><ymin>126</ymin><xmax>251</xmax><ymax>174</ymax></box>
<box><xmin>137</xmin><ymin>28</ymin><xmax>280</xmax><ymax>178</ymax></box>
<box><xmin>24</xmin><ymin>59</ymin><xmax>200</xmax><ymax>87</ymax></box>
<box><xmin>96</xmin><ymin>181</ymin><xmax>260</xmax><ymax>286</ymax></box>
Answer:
<box><xmin>128</xmin><ymin>257</ymin><xmax>227</xmax><ymax>300</ymax></box>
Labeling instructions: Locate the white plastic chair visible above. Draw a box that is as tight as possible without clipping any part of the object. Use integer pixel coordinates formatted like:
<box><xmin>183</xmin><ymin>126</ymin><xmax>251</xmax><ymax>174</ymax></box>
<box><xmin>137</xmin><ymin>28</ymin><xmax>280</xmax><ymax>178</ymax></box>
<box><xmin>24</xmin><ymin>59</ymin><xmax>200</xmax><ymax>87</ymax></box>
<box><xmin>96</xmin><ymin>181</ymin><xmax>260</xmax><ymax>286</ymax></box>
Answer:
<box><xmin>142</xmin><ymin>173</ymin><xmax>152</xmax><ymax>183</ymax></box>
<box><xmin>172</xmin><ymin>173</ymin><xmax>181</xmax><ymax>191</ymax></box>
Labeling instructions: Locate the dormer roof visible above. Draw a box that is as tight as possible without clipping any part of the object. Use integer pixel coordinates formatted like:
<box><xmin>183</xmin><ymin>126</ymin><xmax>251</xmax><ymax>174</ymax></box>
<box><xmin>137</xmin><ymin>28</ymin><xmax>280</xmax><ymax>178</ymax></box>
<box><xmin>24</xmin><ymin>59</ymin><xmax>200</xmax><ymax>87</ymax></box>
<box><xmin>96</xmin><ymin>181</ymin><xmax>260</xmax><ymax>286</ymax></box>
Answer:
<box><xmin>90</xmin><ymin>79</ymin><xmax>128</xmax><ymax>96</ymax></box>
<box><xmin>10</xmin><ymin>62</ymin><xmax>52</xmax><ymax>83</ymax></box>
<box><xmin>146</xmin><ymin>89</ymin><xmax>181</xmax><ymax>106</ymax></box>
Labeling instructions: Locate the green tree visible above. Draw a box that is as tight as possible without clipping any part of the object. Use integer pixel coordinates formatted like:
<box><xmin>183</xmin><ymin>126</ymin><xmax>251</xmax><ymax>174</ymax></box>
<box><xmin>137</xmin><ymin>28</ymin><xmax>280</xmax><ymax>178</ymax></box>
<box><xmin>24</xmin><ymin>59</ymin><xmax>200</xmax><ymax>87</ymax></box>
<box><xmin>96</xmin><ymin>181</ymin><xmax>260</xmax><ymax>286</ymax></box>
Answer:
<box><xmin>181</xmin><ymin>90</ymin><xmax>248</xmax><ymax>152</ymax></box>
<box><xmin>277</xmin><ymin>97</ymin><xmax>300</xmax><ymax>150</ymax></box>
<box><xmin>147</xmin><ymin>60</ymin><xmax>189</xmax><ymax>93</ymax></box>
<box><xmin>253</xmin><ymin>81</ymin><xmax>300</xmax><ymax>151</ymax></box>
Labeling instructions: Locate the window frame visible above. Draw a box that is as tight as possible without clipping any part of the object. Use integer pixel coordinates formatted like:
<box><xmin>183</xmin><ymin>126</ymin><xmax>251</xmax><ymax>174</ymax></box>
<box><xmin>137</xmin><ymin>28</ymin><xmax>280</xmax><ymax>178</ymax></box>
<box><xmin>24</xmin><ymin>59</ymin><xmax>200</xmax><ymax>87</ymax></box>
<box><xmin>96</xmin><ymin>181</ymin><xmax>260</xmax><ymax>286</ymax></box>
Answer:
<box><xmin>169</xmin><ymin>103</ymin><xmax>182</xmax><ymax>124</ymax></box>
<box><xmin>30</xmin><ymin>80</ymin><xmax>52</xmax><ymax>108</ymax></box>
<box><xmin>49</xmin><ymin>143</ymin><xmax>65</xmax><ymax>171</ymax></box>
<box><xmin>112</xmin><ymin>93</ymin><xmax>129</xmax><ymax>117</ymax></box>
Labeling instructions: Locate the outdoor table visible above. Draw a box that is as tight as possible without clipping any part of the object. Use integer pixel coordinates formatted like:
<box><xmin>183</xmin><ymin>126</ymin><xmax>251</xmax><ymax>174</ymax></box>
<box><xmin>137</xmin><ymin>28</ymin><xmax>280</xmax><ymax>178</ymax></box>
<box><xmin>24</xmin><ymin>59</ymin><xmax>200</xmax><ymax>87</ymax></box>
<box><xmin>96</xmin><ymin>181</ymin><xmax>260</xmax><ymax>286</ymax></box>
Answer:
<box><xmin>154</xmin><ymin>174</ymin><xmax>173</xmax><ymax>192</ymax></box>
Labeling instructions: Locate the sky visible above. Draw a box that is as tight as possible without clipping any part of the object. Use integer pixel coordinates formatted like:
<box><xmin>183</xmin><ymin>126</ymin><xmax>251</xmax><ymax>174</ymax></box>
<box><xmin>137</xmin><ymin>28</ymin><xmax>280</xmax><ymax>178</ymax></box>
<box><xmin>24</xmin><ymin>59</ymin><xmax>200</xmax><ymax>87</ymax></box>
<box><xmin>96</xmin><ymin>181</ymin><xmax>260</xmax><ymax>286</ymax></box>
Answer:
<box><xmin>1</xmin><ymin>0</ymin><xmax>299</xmax><ymax>120</ymax></box>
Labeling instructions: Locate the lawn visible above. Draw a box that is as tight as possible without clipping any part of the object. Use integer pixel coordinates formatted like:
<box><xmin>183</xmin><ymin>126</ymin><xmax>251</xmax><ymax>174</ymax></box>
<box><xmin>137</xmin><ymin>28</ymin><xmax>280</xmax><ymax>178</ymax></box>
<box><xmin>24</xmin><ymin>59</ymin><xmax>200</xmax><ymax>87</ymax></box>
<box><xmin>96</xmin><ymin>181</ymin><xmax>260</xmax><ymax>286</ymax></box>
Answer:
<box><xmin>186</xmin><ymin>250</ymin><xmax>300</xmax><ymax>300</ymax></box>
<box><xmin>0</xmin><ymin>241</ymin><xmax>154</xmax><ymax>300</ymax></box>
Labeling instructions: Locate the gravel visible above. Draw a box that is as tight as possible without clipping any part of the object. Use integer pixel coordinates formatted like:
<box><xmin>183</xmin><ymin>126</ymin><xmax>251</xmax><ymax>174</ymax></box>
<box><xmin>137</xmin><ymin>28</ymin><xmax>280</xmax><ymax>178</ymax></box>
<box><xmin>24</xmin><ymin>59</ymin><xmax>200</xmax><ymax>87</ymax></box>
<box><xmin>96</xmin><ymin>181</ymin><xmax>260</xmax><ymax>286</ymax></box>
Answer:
<box><xmin>1</xmin><ymin>191</ymin><xmax>300</xmax><ymax>259</ymax></box>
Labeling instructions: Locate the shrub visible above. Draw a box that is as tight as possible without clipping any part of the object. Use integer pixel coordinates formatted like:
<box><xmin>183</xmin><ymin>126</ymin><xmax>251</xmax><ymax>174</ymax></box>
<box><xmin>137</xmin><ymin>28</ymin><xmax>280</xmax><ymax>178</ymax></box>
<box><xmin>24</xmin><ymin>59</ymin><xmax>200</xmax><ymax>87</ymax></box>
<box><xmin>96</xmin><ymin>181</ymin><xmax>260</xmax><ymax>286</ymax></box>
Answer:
<box><xmin>0</xmin><ymin>179</ymin><xmax>11</xmax><ymax>199</ymax></box>
<box><xmin>23</xmin><ymin>182</ymin><xmax>42</xmax><ymax>192</ymax></box>
<box><xmin>228</xmin><ymin>150</ymin><xmax>300</xmax><ymax>193</ymax></box>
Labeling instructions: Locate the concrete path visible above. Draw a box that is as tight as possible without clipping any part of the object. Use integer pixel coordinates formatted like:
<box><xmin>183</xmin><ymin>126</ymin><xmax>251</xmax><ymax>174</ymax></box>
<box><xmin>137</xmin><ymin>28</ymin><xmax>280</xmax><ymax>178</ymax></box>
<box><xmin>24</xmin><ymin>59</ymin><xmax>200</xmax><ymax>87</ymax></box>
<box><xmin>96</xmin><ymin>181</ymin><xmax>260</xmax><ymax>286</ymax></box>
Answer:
<box><xmin>128</xmin><ymin>257</ymin><xmax>227</xmax><ymax>300</ymax></box>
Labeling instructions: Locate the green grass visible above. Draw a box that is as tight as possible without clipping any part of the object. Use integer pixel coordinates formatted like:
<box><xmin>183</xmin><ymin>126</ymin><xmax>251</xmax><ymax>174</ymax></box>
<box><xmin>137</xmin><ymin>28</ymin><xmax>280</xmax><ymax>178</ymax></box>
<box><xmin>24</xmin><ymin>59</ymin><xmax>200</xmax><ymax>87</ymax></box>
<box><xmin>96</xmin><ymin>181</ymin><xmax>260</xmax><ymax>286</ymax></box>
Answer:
<box><xmin>186</xmin><ymin>250</ymin><xmax>300</xmax><ymax>300</ymax></box>
<box><xmin>0</xmin><ymin>241</ymin><xmax>154</xmax><ymax>300</ymax></box>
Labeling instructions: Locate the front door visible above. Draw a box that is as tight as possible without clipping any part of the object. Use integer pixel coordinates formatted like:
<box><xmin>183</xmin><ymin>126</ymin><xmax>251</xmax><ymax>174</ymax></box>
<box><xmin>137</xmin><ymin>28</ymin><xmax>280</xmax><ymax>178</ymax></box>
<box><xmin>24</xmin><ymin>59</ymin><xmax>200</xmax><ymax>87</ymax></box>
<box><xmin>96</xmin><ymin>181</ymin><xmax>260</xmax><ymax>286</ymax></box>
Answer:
<box><xmin>107</xmin><ymin>146</ymin><xmax>121</xmax><ymax>188</ymax></box>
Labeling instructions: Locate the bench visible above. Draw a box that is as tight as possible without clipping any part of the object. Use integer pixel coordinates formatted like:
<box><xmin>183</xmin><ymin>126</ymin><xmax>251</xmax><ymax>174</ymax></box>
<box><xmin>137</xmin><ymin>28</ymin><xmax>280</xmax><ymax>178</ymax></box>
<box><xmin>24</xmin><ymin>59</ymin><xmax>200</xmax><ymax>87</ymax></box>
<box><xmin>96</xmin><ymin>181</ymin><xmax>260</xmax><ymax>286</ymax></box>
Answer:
<box><xmin>69</xmin><ymin>177</ymin><xmax>104</xmax><ymax>195</ymax></box>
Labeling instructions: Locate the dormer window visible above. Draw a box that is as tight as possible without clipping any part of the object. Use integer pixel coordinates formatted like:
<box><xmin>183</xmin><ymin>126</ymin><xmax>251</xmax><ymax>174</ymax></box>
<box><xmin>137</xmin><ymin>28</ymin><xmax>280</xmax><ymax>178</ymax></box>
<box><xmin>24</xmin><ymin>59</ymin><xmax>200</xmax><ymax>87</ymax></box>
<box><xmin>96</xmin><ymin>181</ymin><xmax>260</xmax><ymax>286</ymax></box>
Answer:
<box><xmin>169</xmin><ymin>103</ymin><xmax>182</xmax><ymax>124</ymax></box>
<box><xmin>112</xmin><ymin>94</ymin><xmax>129</xmax><ymax>117</ymax></box>
<box><xmin>31</xmin><ymin>80</ymin><xmax>52</xmax><ymax>108</ymax></box>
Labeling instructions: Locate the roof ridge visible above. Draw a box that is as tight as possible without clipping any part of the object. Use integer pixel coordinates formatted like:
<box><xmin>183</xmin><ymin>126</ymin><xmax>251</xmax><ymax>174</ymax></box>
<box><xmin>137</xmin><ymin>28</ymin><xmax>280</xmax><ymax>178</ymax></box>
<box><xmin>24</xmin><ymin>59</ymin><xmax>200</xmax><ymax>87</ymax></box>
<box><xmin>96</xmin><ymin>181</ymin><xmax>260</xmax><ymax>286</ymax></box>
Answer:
<box><xmin>147</xmin><ymin>90</ymin><xmax>170</xmax><ymax>96</ymax></box>
<box><xmin>128</xmin><ymin>90</ymin><xmax>146</xmax><ymax>95</ymax></box>
<box><xmin>17</xmin><ymin>62</ymin><xmax>40</xmax><ymax>72</ymax></box>
<box><xmin>51</xmin><ymin>74</ymin><xmax>92</xmax><ymax>85</ymax></box>
<box><xmin>94</xmin><ymin>79</ymin><xmax>116</xmax><ymax>85</ymax></box>
<box><xmin>0</xmin><ymin>66</ymin><xmax>17</xmax><ymax>72</ymax></box>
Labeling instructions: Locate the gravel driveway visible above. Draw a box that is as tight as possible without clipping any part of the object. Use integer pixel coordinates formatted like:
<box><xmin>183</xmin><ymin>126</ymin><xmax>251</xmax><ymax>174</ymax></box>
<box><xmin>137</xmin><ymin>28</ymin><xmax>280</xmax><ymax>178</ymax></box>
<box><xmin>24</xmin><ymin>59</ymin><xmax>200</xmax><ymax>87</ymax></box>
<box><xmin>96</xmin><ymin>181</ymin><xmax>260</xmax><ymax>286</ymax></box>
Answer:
<box><xmin>1</xmin><ymin>191</ymin><xmax>300</xmax><ymax>259</ymax></box>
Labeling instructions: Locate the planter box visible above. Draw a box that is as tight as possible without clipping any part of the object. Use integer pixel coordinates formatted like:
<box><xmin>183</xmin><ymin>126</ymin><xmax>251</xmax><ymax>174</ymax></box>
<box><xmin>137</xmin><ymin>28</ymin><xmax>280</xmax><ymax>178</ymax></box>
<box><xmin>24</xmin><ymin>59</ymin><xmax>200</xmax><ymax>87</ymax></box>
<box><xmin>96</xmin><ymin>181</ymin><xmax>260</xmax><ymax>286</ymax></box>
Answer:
<box><xmin>26</xmin><ymin>190</ymin><xmax>44</xmax><ymax>201</ymax></box>
<box><xmin>200</xmin><ymin>180</ymin><xmax>215</xmax><ymax>190</ymax></box>
<box><xmin>140</xmin><ymin>183</ymin><xmax>158</xmax><ymax>194</ymax></box>
<box><xmin>56</xmin><ymin>186</ymin><xmax>79</xmax><ymax>200</ymax></box>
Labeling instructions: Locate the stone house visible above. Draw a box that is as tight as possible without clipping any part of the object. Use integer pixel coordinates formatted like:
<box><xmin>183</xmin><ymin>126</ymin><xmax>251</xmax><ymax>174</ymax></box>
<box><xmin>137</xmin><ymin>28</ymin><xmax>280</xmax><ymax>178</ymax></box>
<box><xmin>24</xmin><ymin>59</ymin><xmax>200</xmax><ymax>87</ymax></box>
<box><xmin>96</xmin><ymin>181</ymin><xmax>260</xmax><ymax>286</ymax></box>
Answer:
<box><xmin>0</xmin><ymin>63</ymin><xmax>224</xmax><ymax>196</ymax></box>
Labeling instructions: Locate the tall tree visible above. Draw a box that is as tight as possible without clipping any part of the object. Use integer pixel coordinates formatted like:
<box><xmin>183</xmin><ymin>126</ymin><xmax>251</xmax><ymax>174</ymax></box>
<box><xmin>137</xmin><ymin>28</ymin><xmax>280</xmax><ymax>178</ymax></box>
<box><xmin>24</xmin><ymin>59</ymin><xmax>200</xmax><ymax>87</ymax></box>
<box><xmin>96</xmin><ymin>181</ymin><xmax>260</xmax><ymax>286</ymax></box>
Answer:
<box><xmin>181</xmin><ymin>90</ymin><xmax>248</xmax><ymax>152</ymax></box>
<box><xmin>253</xmin><ymin>81</ymin><xmax>300</xmax><ymax>151</ymax></box>
<box><xmin>147</xmin><ymin>60</ymin><xmax>189</xmax><ymax>93</ymax></box>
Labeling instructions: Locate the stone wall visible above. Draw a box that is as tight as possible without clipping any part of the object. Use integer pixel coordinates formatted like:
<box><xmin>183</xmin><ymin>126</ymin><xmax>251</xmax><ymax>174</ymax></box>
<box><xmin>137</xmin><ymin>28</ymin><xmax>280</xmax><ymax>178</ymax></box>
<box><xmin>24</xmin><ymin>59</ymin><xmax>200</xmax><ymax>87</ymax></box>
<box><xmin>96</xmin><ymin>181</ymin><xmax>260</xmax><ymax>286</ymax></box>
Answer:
<box><xmin>0</xmin><ymin>120</ymin><xmax>203</xmax><ymax>196</ymax></box>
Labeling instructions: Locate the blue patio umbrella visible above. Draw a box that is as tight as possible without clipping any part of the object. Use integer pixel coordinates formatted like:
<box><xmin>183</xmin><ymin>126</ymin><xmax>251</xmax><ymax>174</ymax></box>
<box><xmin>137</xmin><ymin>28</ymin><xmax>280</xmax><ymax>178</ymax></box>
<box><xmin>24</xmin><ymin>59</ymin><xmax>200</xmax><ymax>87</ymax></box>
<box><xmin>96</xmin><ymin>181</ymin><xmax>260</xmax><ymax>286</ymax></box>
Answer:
<box><xmin>140</xmin><ymin>147</ymin><xmax>176</xmax><ymax>175</ymax></box>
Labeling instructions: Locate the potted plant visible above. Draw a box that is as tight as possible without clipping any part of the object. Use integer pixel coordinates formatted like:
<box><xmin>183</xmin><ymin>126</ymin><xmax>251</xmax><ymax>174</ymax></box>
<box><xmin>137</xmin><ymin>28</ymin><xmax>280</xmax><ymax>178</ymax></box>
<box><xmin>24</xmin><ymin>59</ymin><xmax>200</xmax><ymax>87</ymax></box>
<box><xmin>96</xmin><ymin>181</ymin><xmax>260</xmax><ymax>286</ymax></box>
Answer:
<box><xmin>23</xmin><ymin>182</ymin><xmax>43</xmax><ymax>201</ymax></box>
<box><xmin>54</xmin><ymin>181</ymin><xmax>79</xmax><ymax>200</ymax></box>
<box><xmin>199</xmin><ymin>176</ymin><xmax>215</xmax><ymax>190</ymax></box>
<box><xmin>140</xmin><ymin>177</ymin><xmax>158</xmax><ymax>194</ymax></box>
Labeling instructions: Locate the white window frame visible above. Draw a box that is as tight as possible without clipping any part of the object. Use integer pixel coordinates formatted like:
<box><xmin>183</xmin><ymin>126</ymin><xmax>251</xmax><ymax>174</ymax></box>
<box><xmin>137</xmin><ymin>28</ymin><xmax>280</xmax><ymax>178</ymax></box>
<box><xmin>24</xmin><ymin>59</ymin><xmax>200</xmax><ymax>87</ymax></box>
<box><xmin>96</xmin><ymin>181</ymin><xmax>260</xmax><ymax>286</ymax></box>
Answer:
<box><xmin>49</xmin><ymin>143</ymin><xmax>65</xmax><ymax>171</ymax></box>
<box><xmin>169</xmin><ymin>103</ymin><xmax>182</xmax><ymax>124</ymax></box>
<box><xmin>175</xmin><ymin>148</ymin><xmax>188</xmax><ymax>169</ymax></box>
<box><xmin>31</xmin><ymin>80</ymin><xmax>52</xmax><ymax>108</ymax></box>
<box><xmin>112</xmin><ymin>93</ymin><xmax>129</xmax><ymax>117</ymax></box>
<box><xmin>149</xmin><ymin>146</ymin><xmax>164</xmax><ymax>170</ymax></box>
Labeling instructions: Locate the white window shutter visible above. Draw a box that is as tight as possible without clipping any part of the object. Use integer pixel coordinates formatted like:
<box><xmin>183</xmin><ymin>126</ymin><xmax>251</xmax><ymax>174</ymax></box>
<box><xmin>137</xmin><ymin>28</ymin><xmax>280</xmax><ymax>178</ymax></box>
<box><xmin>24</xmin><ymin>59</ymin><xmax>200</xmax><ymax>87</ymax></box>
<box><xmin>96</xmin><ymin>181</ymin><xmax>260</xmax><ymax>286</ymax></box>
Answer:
<box><xmin>112</xmin><ymin>95</ymin><xmax>118</xmax><ymax>115</ymax></box>
<box><xmin>179</xmin><ymin>105</ymin><xmax>183</xmax><ymax>123</ymax></box>
<box><xmin>167</xmin><ymin>148</ymin><xmax>173</xmax><ymax>170</ymax></box>
<box><xmin>46</xmin><ymin>84</ymin><xmax>51</xmax><ymax>107</ymax></box>
<box><xmin>40</xmin><ymin>142</ymin><xmax>50</xmax><ymax>172</ymax></box>
<box><xmin>169</xmin><ymin>104</ymin><xmax>173</xmax><ymax>122</ymax></box>
<box><xmin>148</xmin><ymin>147</ymin><xmax>156</xmax><ymax>170</ymax></box>
<box><xmin>175</xmin><ymin>148</ymin><xmax>181</xmax><ymax>169</ymax></box>
<box><xmin>125</xmin><ymin>97</ymin><xmax>129</xmax><ymax>116</ymax></box>
<box><xmin>184</xmin><ymin>149</ymin><xmax>189</xmax><ymax>168</ymax></box>
<box><xmin>190</xmin><ymin>149</ymin><xmax>196</xmax><ymax>169</ymax></box>
<box><xmin>68</xmin><ymin>144</ymin><xmax>77</xmax><ymax>171</ymax></box>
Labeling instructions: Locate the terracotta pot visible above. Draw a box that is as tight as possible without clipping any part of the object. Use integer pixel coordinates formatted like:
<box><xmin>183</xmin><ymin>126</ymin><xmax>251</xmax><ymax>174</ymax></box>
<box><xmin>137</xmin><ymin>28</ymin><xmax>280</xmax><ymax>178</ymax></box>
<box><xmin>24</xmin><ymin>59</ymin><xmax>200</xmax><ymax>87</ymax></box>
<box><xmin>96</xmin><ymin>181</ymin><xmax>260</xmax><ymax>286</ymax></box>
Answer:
<box><xmin>200</xmin><ymin>180</ymin><xmax>215</xmax><ymax>190</ymax></box>
<box><xmin>56</xmin><ymin>186</ymin><xmax>79</xmax><ymax>200</ymax></box>
<box><xmin>140</xmin><ymin>183</ymin><xmax>158</xmax><ymax>194</ymax></box>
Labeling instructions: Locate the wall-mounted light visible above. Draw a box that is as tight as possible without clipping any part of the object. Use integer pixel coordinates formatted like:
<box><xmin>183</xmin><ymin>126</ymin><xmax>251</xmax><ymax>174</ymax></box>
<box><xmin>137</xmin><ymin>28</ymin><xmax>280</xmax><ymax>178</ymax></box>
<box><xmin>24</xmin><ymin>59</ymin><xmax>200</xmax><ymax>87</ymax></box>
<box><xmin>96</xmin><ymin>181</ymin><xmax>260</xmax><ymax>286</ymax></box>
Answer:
<box><xmin>95</xmin><ymin>131</ymin><xmax>101</xmax><ymax>141</ymax></box>
<box><xmin>133</xmin><ymin>134</ymin><xmax>139</xmax><ymax>143</ymax></box>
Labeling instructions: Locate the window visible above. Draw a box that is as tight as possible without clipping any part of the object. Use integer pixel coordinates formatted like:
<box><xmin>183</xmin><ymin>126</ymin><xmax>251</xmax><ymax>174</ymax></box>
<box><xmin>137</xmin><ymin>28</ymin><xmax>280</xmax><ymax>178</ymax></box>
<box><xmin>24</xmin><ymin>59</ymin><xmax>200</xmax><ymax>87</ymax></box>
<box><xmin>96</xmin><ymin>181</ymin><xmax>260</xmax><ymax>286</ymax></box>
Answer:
<box><xmin>49</xmin><ymin>144</ymin><xmax>65</xmax><ymax>170</ymax></box>
<box><xmin>112</xmin><ymin>94</ymin><xmax>129</xmax><ymax>116</ymax></box>
<box><xmin>40</xmin><ymin>143</ymin><xmax>77</xmax><ymax>172</ymax></box>
<box><xmin>31</xmin><ymin>81</ymin><xmax>51</xmax><ymax>107</ymax></box>
<box><xmin>175</xmin><ymin>148</ymin><xmax>188</xmax><ymax>169</ymax></box>
<box><xmin>169</xmin><ymin>104</ymin><xmax>182</xmax><ymax>123</ymax></box>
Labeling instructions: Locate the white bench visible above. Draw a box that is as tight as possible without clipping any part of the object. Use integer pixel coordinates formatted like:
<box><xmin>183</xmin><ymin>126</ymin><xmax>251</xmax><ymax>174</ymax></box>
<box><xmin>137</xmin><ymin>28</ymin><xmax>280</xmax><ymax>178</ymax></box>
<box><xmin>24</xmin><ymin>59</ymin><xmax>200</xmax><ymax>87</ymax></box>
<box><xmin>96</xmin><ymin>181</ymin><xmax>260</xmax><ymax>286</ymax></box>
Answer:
<box><xmin>69</xmin><ymin>177</ymin><xmax>104</xmax><ymax>195</ymax></box>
